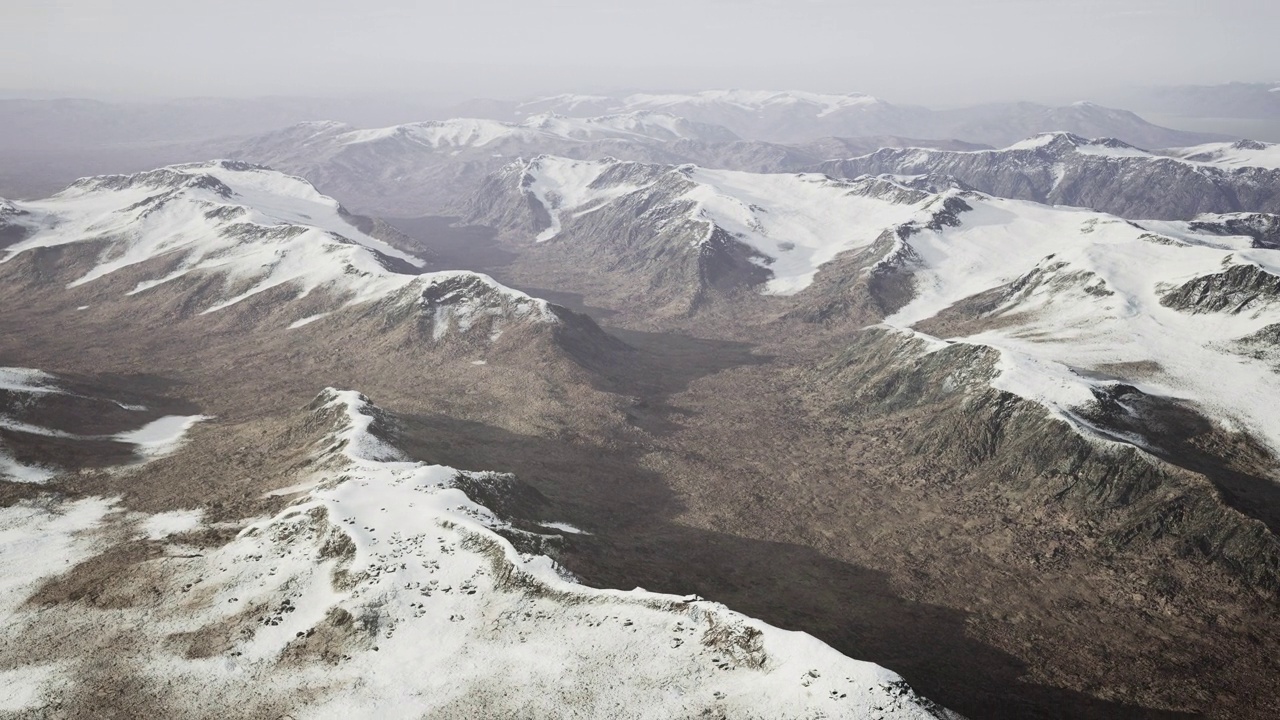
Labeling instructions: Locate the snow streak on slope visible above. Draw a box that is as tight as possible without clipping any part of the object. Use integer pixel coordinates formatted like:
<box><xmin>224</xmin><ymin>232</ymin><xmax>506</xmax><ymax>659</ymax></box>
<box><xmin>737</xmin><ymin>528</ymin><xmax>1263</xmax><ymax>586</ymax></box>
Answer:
<box><xmin>518</xmin><ymin>156</ymin><xmax>937</xmax><ymax>293</ymax></box>
<box><xmin>1</xmin><ymin>390</ymin><xmax>953</xmax><ymax>718</ymax></box>
<box><xmin>0</xmin><ymin>367</ymin><xmax>62</xmax><ymax>483</ymax></box>
<box><xmin>0</xmin><ymin>368</ymin><xmax>59</xmax><ymax>395</ymax></box>
<box><xmin>0</xmin><ymin>162</ymin><xmax>556</xmax><ymax>331</ymax></box>
<box><xmin>113</xmin><ymin>415</ymin><xmax>210</xmax><ymax>459</ymax></box>
<box><xmin>881</xmin><ymin>192</ymin><xmax>1280</xmax><ymax>452</ymax></box>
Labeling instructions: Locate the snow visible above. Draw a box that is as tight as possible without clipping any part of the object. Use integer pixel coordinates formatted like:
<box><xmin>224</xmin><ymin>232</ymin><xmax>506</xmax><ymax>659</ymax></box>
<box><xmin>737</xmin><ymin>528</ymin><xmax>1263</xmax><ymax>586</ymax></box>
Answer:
<box><xmin>1006</xmin><ymin>133</ymin><xmax>1067</xmax><ymax>151</ymax></box>
<box><xmin>0</xmin><ymin>367</ymin><xmax>59</xmax><ymax>395</ymax></box>
<box><xmin>0</xmin><ymin>453</ymin><xmax>55</xmax><ymax>484</ymax></box>
<box><xmin>1003</xmin><ymin>132</ymin><xmax>1149</xmax><ymax>157</ymax></box>
<box><xmin>539</xmin><ymin>521</ymin><xmax>587</xmax><ymax>535</ymax></box>
<box><xmin>0</xmin><ymin>496</ymin><xmax>115</xmax><ymax>711</ymax></box>
<box><xmin>521</xmin><ymin>157</ymin><xmax>653</xmax><ymax>242</ymax></box>
<box><xmin>683</xmin><ymin>168</ymin><xmax>935</xmax><ymax>294</ymax></box>
<box><xmin>141</xmin><ymin>509</ymin><xmax>204</xmax><ymax>540</ymax></box>
<box><xmin>342</xmin><ymin>118</ymin><xmax>518</xmax><ymax>148</ymax></box>
<box><xmin>517</xmin><ymin>93</ymin><xmax>611</xmax><ymax>112</ymax></box>
<box><xmin>0</xmin><ymin>368</ymin><xmax>65</xmax><ymax>483</ymax></box>
<box><xmin>0</xmin><ymin>496</ymin><xmax>117</xmax><ymax>615</ymax></box>
<box><xmin>881</xmin><ymin>192</ymin><xmax>1280</xmax><ymax>451</ymax></box>
<box><xmin>337</xmin><ymin>111</ymin><xmax>724</xmax><ymax>150</ymax></box>
<box><xmin>1</xmin><ymin>161</ymin><xmax>425</xmax><ymax>312</ymax></box>
<box><xmin>0</xmin><ymin>163</ymin><xmax>557</xmax><ymax>339</ymax></box>
<box><xmin>288</xmin><ymin>313</ymin><xmax>329</xmax><ymax>329</ymax></box>
<box><xmin>519</xmin><ymin>156</ymin><xmax>933</xmax><ymax>293</ymax></box>
<box><xmin>51</xmin><ymin>389</ymin><xmax>945</xmax><ymax>718</ymax></box>
<box><xmin>0</xmin><ymin>417</ymin><xmax>75</xmax><ymax>438</ymax></box>
<box><xmin>1170</xmin><ymin>140</ymin><xmax>1280</xmax><ymax>169</ymax></box>
<box><xmin>114</xmin><ymin>415</ymin><xmax>210</xmax><ymax>458</ymax></box>
<box><xmin>0</xmin><ymin>665</ymin><xmax>65</xmax><ymax>713</ymax></box>
<box><xmin>620</xmin><ymin>90</ymin><xmax>882</xmax><ymax>117</ymax></box>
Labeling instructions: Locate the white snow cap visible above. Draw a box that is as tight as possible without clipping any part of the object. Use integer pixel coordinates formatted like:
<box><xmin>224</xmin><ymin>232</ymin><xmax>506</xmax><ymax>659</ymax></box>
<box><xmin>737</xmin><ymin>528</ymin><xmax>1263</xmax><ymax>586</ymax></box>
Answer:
<box><xmin>0</xmin><ymin>162</ymin><xmax>556</xmax><ymax>337</ymax></box>
<box><xmin>516</xmin><ymin>155</ymin><xmax>939</xmax><ymax>294</ymax></box>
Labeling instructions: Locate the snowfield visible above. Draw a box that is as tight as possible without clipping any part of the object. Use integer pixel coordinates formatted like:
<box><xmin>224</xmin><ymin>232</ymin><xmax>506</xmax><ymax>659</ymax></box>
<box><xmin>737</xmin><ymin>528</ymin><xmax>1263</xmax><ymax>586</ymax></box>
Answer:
<box><xmin>0</xmin><ymin>390</ymin><xmax>956</xmax><ymax>719</ymax></box>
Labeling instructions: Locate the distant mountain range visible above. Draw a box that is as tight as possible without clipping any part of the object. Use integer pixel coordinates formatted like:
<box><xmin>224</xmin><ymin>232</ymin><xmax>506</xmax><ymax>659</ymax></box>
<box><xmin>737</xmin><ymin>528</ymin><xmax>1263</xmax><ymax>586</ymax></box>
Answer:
<box><xmin>467</xmin><ymin>90</ymin><xmax>1226</xmax><ymax>147</ymax></box>
<box><xmin>1111</xmin><ymin>82</ymin><xmax>1280</xmax><ymax>120</ymax></box>
<box><xmin>217</xmin><ymin>114</ymin><xmax>986</xmax><ymax>216</ymax></box>
<box><xmin>818</xmin><ymin>133</ymin><xmax>1280</xmax><ymax>221</ymax></box>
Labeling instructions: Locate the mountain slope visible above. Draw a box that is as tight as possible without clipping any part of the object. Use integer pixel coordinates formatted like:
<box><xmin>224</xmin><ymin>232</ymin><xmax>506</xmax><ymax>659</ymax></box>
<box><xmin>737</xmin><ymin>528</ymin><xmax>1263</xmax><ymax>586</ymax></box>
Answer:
<box><xmin>818</xmin><ymin>132</ymin><xmax>1280</xmax><ymax>220</ymax></box>
<box><xmin>219</xmin><ymin>113</ymin><xmax>987</xmax><ymax>217</ymax></box>
<box><xmin>0</xmin><ymin>161</ymin><xmax>569</xmax><ymax>341</ymax></box>
<box><xmin>1167</xmin><ymin>139</ymin><xmax>1280</xmax><ymax>169</ymax></box>
<box><xmin>463</xmin><ymin>156</ymin><xmax>959</xmax><ymax>315</ymax></box>
<box><xmin>0</xmin><ymin>387</ymin><xmax>957</xmax><ymax>718</ymax></box>
<box><xmin>217</xmin><ymin>112</ymin><xmax>741</xmax><ymax>216</ymax></box>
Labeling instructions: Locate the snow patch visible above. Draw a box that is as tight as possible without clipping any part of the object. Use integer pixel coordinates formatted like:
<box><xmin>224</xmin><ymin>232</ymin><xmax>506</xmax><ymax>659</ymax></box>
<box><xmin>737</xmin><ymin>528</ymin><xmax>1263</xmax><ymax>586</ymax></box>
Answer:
<box><xmin>0</xmin><ymin>664</ymin><xmax>65</xmax><ymax>713</ymax></box>
<box><xmin>0</xmin><ymin>453</ymin><xmax>55</xmax><ymax>484</ymax></box>
<box><xmin>0</xmin><ymin>496</ymin><xmax>117</xmax><ymax>615</ymax></box>
<box><xmin>539</xmin><ymin>521</ymin><xmax>588</xmax><ymax>535</ymax></box>
<box><xmin>141</xmin><ymin>509</ymin><xmax>204</xmax><ymax>540</ymax></box>
<box><xmin>0</xmin><ymin>368</ymin><xmax>59</xmax><ymax>395</ymax></box>
<box><xmin>288</xmin><ymin>313</ymin><xmax>329</xmax><ymax>329</ymax></box>
<box><xmin>114</xmin><ymin>415</ymin><xmax>211</xmax><ymax>459</ymax></box>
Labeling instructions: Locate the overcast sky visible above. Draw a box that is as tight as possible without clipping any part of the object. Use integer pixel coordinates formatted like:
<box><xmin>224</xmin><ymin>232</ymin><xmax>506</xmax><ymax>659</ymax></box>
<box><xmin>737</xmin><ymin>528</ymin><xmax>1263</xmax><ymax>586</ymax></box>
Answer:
<box><xmin>5</xmin><ymin>0</ymin><xmax>1278</xmax><ymax>105</ymax></box>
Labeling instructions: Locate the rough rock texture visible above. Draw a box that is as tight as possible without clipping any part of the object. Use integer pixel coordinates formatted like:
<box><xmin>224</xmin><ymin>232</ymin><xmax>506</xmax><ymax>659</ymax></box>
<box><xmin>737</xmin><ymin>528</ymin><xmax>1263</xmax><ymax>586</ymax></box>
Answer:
<box><xmin>1160</xmin><ymin>263</ymin><xmax>1280</xmax><ymax>315</ymax></box>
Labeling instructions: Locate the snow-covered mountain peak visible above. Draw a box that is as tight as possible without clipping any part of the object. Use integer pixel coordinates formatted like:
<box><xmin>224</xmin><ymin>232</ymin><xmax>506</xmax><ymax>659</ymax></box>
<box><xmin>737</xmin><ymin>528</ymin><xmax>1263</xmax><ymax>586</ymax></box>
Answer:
<box><xmin>478</xmin><ymin>155</ymin><xmax>954</xmax><ymax>294</ymax></box>
<box><xmin>340</xmin><ymin>117</ymin><xmax>518</xmax><ymax>149</ymax></box>
<box><xmin>1004</xmin><ymin>132</ymin><xmax>1148</xmax><ymax>157</ymax></box>
<box><xmin>621</xmin><ymin>90</ymin><xmax>884</xmax><ymax>117</ymax></box>
<box><xmin>0</xmin><ymin>163</ymin><xmax>569</xmax><ymax>341</ymax></box>
<box><xmin>864</xmin><ymin>190</ymin><xmax>1280</xmax><ymax>452</ymax></box>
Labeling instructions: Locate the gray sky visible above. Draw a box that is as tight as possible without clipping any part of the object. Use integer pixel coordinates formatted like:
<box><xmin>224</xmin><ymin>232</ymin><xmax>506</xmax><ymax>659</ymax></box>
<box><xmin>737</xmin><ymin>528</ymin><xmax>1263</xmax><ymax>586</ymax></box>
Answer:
<box><xmin>5</xmin><ymin>0</ymin><xmax>1278</xmax><ymax>105</ymax></box>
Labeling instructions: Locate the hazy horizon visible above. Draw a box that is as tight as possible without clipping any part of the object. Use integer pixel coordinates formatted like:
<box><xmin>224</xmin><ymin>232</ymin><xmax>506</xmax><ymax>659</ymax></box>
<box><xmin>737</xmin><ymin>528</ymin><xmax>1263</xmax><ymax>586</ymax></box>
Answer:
<box><xmin>6</xmin><ymin>0</ymin><xmax>1279</xmax><ymax>107</ymax></box>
